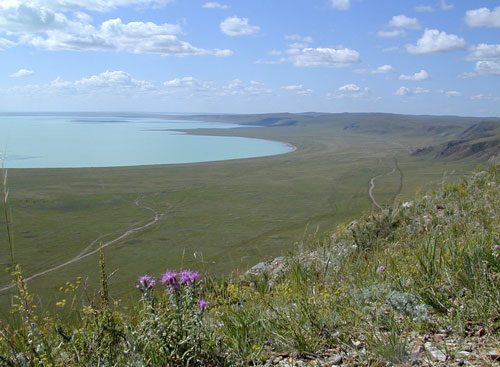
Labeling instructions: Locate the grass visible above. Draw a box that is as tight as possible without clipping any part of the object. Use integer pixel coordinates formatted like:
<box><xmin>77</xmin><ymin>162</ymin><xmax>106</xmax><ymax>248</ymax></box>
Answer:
<box><xmin>0</xmin><ymin>166</ymin><xmax>497</xmax><ymax>366</ymax></box>
<box><xmin>0</xmin><ymin>119</ymin><xmax>480</xmax><ymax>313</ymax></box>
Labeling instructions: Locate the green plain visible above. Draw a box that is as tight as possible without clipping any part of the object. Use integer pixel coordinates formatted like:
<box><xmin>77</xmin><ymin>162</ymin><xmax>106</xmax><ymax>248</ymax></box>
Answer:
<box><xmin>0</xmin><ymin>114</ymin><xmax>486</xmax><ymax>311</ymax></box>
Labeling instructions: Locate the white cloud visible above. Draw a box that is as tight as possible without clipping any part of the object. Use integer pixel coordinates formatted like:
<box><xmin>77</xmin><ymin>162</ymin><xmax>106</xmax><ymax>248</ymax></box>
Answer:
<box><xmin>443</xmin><ymin>90</ymin><xmax>461</xmax><ymax>97</ymax></box>
<box><xmin>406</xmin><ymin>29</ymin><xmax>466</xmax><ymax>54</ymax></box>
<box><xmin>416</xmin><ymin>5</ymin><xmax>434</xmax><ymax>13</ymax></box>
<box><xmin>203</xmin><ymin>2</ymin><xmax>228</xmax><ymax>9</ymax></box>
<box><xmin>330</xmin><ymin>0</ymin><xmax>350</xmax><ymax>11</ymax></box>
<box><xmin>285</xmin><ymin>34</ymin><xmax>313</xmax><ymax>48</ymax></box>
<box><xmin>339</xmin><ymin>84</ymin><xmax>360</xmax><ymax>92</ymax></box>
<box><xmin>328</xmin><ymin>83</ymin><xmax>369</xmax><ymax>98</ymax></box>
<box><xmin>47</xmin><ymin>70</ymin><xmax>156</xmax><ymax>95</ymax></box>
<box><xmin>440</xmin><ymin>0</ymin><xmax>453</xmax><ymax>11</ymax></box>
<box><xmin>354</xmin><ymin>64</ymin><xmax>394</xmax><ymax>74</ymax></box>
<box><xmin>74</xmin><ymin>70</ymin><xmax>156</xmax><ymax>92</ymax></box>
<box><xmin>0</xmin><ymin>2</ymin><xmax>230</xmax><ymax>57</ymax></box>
<box><xmin>221</xmin><ymin>79</ymin><xmax>272</xmax><ymax>97</ymax></box>
<box><xmin>471</xmin><ymin>94</ymin><xmax>500</xmax><ymax>101</ymax></box>
<box><xmin>414</xmin><ymin>87</ymin><xmax>431</xmax><ymax>94</ymax></box>
<box><xmin>29</xmin><ymin>0</ymin><xmax>171</xmax><ymax>12</ymax></box>
<box><xmin>287</xmin><ymin>47</ymin><xmax>360</xmax><ymax>67</ymax></box>
<box><xmin>388</xmin><ymin>15</ymin><xmax>420</xmax><ymax>29</ymax></box>
<box><xmin>25</xmin><ymin>18</ymin><xmax>231</xmax><ymax>57</ymax></box>
<box><xmin>377</xmin><ymin>30</ymin><xmax>406</xmax><ymax>38</ymax></box>
<box><xmin>460</xmin><ymin>60</ymin><xmax>500</xmax><ymax>78</ymax></box>
<box><xmin>467</xmin><ymin>43</ymin><xmax>500</xmax><ymax>61</ymax></box>
<box><xmin>374</xmin><ymin>64</ymin><xmax>394</xmax><ymax>73</ymax></box>
<box><xmin>261</xmin><ymin>36</ymin><xmax>360</xmax><ymax>68</ymax></box>
<box><xmin>0</xmin><ymin>2</ymin><xmax>69</xmax><ymax>33</ymax></box>
<box><xmin>399</xmin><ymin>69</ymin><xmax>430</xmax><ymax>81</ymax></box>
<box><xmin>280</xmin><ymin>84</ymin><xmax>314</xmax><ymax>96</ymax></box>
<box><xmin>0</xmin><ymin>37</ymin><xmax>15</xmax><ymax>50</ymax></box>
<box><xmin>220</xmin><ymin>16</ymin><xmax>259</xmax><ymax>36</ymax></box>
<box><xmin>395</xmin><ymin>86</ymin><xmax>412</xmax><ymax>96</ymax></box>
<box><xmin>465</xmin><ymin>7</ymin><xmax>500</xmax><ymax>28</ymax></box>
<box><xmin>10</xmin><ymin>68</ymin><xmax>34</xmax><ymax>77</ymax></box>
<box><xmin>164</xmin><ymin>76</ymin><xmax>215</xmax><ymax>93</ymax></box>
<box><xmin>474</xmin><ymin>60</ymin><xmax>500</xmax><ymax>76</ymax></box>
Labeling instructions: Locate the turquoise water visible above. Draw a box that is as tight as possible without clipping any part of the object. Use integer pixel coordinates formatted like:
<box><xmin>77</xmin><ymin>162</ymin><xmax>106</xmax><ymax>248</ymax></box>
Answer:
<box><xmin>0</xmin><ymin>114</ymin><xmax>293</xmax><ymax>168</ymax></box>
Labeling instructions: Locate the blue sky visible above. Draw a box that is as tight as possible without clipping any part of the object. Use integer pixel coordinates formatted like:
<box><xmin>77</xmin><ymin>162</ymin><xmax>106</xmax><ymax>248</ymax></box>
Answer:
<box><xmin>0</xmin><ymin>0</ymin><xmax>499</xmax><ymax>115</ymax></box>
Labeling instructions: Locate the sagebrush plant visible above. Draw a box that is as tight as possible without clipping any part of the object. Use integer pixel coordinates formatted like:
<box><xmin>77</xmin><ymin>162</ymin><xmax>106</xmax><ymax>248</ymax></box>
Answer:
<box><xmin>0</xmin><ymin>166</ymin><xmax>498</xmax><ymax>366</ymax></box>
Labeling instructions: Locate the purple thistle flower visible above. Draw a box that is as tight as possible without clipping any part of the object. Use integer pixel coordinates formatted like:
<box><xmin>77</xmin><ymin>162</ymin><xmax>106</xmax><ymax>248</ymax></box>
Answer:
<box><xmin>198</xmin><ymin>299</ymin><xmax>209</xmax><ymax>310</ymax></box>
<box><xmin>137</xmin><ymin>275</ymin><xmax>156</xmax><ymax>290</ymax></box>
<box><xmin>179</xmin><ymin>270</ymin><xmax>200</xmax><ymax>285</ymax></box>
<box><xmin>161</xmin><ymin>271</ymin><xmax>179</xmax><ymax>290</ymax></box>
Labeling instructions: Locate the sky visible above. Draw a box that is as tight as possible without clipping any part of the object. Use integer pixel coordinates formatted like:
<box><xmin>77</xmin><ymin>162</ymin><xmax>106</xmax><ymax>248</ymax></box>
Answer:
<box><xmin>0</xmin><ymin>0</ymin><xmax>499</xmax><ymax>116</ymax></box>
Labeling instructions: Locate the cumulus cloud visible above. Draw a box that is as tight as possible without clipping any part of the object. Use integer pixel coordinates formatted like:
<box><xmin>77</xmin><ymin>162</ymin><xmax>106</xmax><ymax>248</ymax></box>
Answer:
<box><xmin>25</xmin><ymin>18</ymin><xmax>231</xmax><ymax>56</ymax></box>
<box><xmin>374</xmin><ymin>64</ymin><xmax>395</xmax><ymax>73</ymax></box>
<box><xmin>388</xmin><ymin>15</ymin><xmax>421</xmax><ymax>29</ymax></box>
<box><xmin>0</xmin><ymin>37</ymin><xmax>15</xmax><ymax>50</ymax></box>
<box><xmin>28</xmin><ymin>0</ymin><xmax>171</xmax><ymax>12</ymax></box>
<box><xmin>377</xmin><ymin>30</ymin><xmax>405</xmax><ymax>38</ymax></box>
<box><xmin>221</xmin><ymin>79</ymin><xmax>272</xmax><ymax>97</ymax></box>
<box><xmin>10</xmin><ymin>68</ymin><xmax>34</xmax><ymax>77</ymax></box>
<box><xmin>473</xmin><ymin>61</ymin><xmax>500</xmax><ymax>76</ymax></box>
<box><xmin>3</xmin><ymin>71</ymin><xmax>278</xmax><ymax>102</ymax></box>
<box><xmin>465</xmin><ymin>7</ymin><xmax>500</xmax><ymax>28</ymax></box>
<box><xmin>328</xmin><ymin>83</ymin><xmax>369</xmax><ymax>99</ymax></box>
<box><xmin>288</xmin><ymin>47</ymin><xmax>360</xmax><ymax>67</ymax></box>
<box><xmin>47</xmin><ymin>70</ymin><xmax>156</xmax><ymax>95</ymax></box>
<box><xmin>280</xmin><ymin>84</ymin><xmax>314</xmax><ymax>96</ymax></box>
<box><xmin>414</xmin><ymin>87</ymin><xmax>431</xmax><ymax>94</ymax></box>
<box><xmin>220</xmin><ymin>16</ymin><xmax>259</xmax><ymax>36</ymax></box>
<box><xmin>355</xmin><ymin>64</ymin><xmax>394</xmax><ymax>74</ymax></box>
<box><xmin>285</xmin><ymin>34</ymin><xmax>314</xmax><ymax>48</ymax></box>
<box><xmin>396</xmin><ymin>86</ymin><xmax>434</xmax><ymax>96</ymax></box>
<box><xmin>467</xmin><ymin>43</ymin><xmax>500</xmax><ymax>61</ymax></box>
<box><xmin>0</xmin><ymin>2</ymin><xmax>69</xmax><ymax>33</ymax></box>
<box><xmin>442</xmin><ymin>90</ymin><xmax>461</xmax><ymax>97</ymax></box>
<box><xmin>330</xmin><ymin>0</ymin><xmax>350</xmax><ymax>10</ymax></box>
<box><xmin>395</xmin><ymin>86</ymin><xmax>412</xmax><ymax>96</ymax></box>
<box><xmin>163</xmin><ymin>76</ymin><xmax>215</xmax><ymax>95</ymax></box>
<box><xmin>460</xmin><ymin>60</ymin><xmax>500</xmax><ymax>78</ymax></box>
<box><xmin>406</xmin><ymin>29</ymin><xmax>466</xmax><ymax>54</ymax></box>
<box><xmin>259</xmin><ymin>36</ymin><xmax>360</xmax><ymax>68</ymax></box>
<box><xmin>399</xmin><ymin>69</ymin><xmax>430</xmax><ymax>81</ymax></box>
<box><xmin>0</xmin><ymin>2</ymin><xmax>230</xmax><ymax>57</ymax></box>
<box><xmin>203</xmin><ymin>2</ymin><xmax>228</xmax><ymax>9</ymax></box>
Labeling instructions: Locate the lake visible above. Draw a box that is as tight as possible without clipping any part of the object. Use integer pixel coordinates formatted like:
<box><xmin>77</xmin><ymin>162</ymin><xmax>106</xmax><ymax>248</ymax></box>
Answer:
<box><xmin>0</xmin><ymin>114</ymin><xmax>293</xmax><ymax>168</ymax></box>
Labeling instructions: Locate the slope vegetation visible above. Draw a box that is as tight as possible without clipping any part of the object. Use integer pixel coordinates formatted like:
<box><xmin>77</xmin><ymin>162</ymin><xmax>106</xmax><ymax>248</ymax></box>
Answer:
<box><xmin>1</xmin><ymin>167</ymin><xmax>498</xmax><ymax>366</ymax></box>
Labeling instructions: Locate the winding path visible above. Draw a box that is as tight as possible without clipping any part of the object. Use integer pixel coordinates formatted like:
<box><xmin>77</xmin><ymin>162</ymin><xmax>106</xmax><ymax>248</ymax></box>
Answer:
<box><xmin>0</xmin><ymin>197</ymin><xmax>165</xmax><ymax>293</ymax></box>
<box><xmin>368</xmin><ymin>157</ymin><xmax>402</xmax><ymax>210</ymax></box>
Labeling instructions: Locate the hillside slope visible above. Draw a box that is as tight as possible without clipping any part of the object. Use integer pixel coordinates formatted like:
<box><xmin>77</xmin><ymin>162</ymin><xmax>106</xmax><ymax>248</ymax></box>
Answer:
<box><xmin>412</xmin><ymin>121</ymin><xmax>500</xmax><ymax>162</ymax></box>
<box><xmin>0</xmin><ymin>167</ymin><xmax>498</xmax><ymax>366</ymax></box>
<box><xmin>163</xmin><ymin>112</ymin><xmax>500</xmax><ymax>137</ymax></box>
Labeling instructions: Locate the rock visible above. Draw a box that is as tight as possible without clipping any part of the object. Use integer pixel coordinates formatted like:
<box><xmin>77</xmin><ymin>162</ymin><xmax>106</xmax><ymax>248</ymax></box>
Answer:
<box><xmin>424</xmin><ymin>342</ymin><xmax>447</xmax><ymax>362</ymax></box>
<box><xmin>487</xmin><ymin>348</ymin><xmax>500</xmax><ymax>361</ymax></box>
<box><xmin>352</xmin><ymin>340</ymin><xmax>363</xmax><ymax>349</ymax></box>
<box><xmin>456</xmin><ymin>351</ymin><xmax>470</xmax><ymax>358</ymax></box>
<box><xmin>463</xmin><ymin>343</ymin><xmax>473</xmax><ymax>352</ymax></box>
<box><xmin>246</xmin><ymin>262</ymin><xmax>267</xmax><ymax>275</ymax></box>
<box><xmin>475</xmin><ymin>327</ymin><xmax>486</xmax><ymax>337</ymax></box>
<box><xmin>324</xmin><ymin>355</ymin><xmax>342</xmax><ymax>365</ymax></box>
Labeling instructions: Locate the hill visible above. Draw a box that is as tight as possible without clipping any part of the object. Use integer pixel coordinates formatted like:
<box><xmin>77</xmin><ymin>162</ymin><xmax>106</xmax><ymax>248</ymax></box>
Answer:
<box><xmin>163</xmin><ymin>112</ymin><xmax>500</xmax><ymax>138</ymax></box>
<box><xmin>1</xmin><ymin>167</ymin><xmax>498</xmax><ymax>366</ymax></box>
<box><xmin>412</xmin><ymin>121</ymin><xmax>500</xmax><ymax>162</ymax></box>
